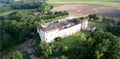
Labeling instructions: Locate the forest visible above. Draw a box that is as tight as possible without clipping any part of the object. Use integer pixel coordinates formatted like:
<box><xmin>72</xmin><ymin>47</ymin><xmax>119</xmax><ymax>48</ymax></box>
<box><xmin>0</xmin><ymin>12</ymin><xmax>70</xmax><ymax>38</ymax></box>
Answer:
<box><xmin>0</xmin><ymin>0</ymin><xmax>52</xmax><ymax>13</ymax></box>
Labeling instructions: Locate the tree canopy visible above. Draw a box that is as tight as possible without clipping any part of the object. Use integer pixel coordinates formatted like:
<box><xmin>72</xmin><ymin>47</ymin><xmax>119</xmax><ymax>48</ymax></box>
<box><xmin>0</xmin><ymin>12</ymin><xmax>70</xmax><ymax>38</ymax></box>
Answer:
<box><xmin>10</xmin><ymin>51</ymin><xmax>23</xmax><ymax>59</ymax></box>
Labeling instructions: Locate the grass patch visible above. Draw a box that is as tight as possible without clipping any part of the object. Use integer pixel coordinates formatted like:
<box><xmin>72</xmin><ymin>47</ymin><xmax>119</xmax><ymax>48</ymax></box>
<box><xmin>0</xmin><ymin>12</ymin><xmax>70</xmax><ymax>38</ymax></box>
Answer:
<box><xmin>55</xmin><ymin>31</ymin><xmax>90</xmax><ymax>48</ymax></box>
<box><xmin>0</xmin><ymin>10</ymin><xmax>15</xmax><ymax>16</ymax></box>
<box><xmin>89</xmin><ymin>21</ymin><xmax>107</xmax><ymax>31</ymax></box>
<box><xmin>56</xmin><ymin>31</ymin><xmax>81</xmax><ymax>48</ymax></box>
<box><xmin>47</xmin><ymin>0</ymin><xmax>120</xmax><ymax>8</ymax></box>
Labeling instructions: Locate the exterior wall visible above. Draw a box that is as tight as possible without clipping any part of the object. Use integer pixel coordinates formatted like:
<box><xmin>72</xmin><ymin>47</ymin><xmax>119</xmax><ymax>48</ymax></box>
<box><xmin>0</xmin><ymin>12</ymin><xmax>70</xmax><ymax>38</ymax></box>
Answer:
<box><xmin>45</xmin><ymin>29</ymin><xmax>59</xmax><ymax>42</ymax></box>
<box><xmin>58</xmin><ymin>24</ymin><xmax>81</xmax><ymax>37</ymax></box>
<box><xmin>37</xmin><ymin>24</ymin><xmax>82</xmax><ymax>43</ymax></box>
<box><xmin>37</xmin><ymin>28</ymin><xmax>46</xmax><ymax>42</ymax></box>
<box><xmin>81</xmin><ymin>20</ymin><xmax>88</xmax><ymax>30</ymax></box>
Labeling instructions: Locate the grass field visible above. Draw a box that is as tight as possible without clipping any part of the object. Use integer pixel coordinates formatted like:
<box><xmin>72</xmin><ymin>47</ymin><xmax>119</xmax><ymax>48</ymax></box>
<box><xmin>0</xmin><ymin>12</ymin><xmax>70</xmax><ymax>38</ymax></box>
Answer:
<box><xmin>47</xmin><ymin>0</ymin><xmax>120</xmax><ymax>7</ymax></box>
<box><xmin>55</xmin><ymin>31</ymin><xmax>83</xmax><ymax>48</ymax></box>
<box><xmin>55</xmin><ymin>30</ymin><xmax>91</xmax><ymax>48</ymax></box>
<box><xmin>56</xmin><ymin>31</ymin><xmax>82</xmax><ymax>48</ymax></box>
<box><xmin>0</xmin><ymin>10</ymin><xmax>15</xmax><ymax>16</ymax></box>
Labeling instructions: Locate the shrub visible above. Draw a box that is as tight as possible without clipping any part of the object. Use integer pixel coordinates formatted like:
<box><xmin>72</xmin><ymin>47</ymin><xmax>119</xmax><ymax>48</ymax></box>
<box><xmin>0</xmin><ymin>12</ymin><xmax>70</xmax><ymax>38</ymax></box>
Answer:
<box><xmin>62</xmin><ymin>46</ymin><xmax>68</xmax><ymax>52</ymax></box>
<box><xmin>60</xmin><ymin>55</ymin><xmax>68</xmax><ymax>59</ymax></box>
<box><xmin>102</xmin><ymin>16</ymin><xmax>116</xmax><ymax>24</ymax></box>
<box><xmin>54</xmin><ymin>37</ymin><xmax>62</xmax><ymax>41</ymax></box>
<box><xmin>88</xmin><ymin>14</ymin><xmax>99</xmax><ymax>20</ymax></box>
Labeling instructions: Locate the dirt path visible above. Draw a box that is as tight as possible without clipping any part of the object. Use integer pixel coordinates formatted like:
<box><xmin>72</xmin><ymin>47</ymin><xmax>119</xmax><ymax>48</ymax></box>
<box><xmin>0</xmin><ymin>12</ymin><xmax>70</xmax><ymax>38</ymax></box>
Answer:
<box><xmin>52</xmin><ymin>4</ymin><xmax>120</xmax><ymax>20</ymax></box>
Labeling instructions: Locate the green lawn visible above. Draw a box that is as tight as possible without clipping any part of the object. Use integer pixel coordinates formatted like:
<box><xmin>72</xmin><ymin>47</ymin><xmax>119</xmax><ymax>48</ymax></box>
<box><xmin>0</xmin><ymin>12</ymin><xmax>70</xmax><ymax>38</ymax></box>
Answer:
<box><xmin>47</xmin><ymin>0</ymin><xmax>120</xmax><ymax>7</ymax></box>
<box><xmin>55</xmin><ymin>30</ymin><xmax>91</xmax><ymax>48</ymax></box>
<box><xmin>56</xmin><ymin>31</ymin><xmax>81</xmax><ymax>48</ymax></box>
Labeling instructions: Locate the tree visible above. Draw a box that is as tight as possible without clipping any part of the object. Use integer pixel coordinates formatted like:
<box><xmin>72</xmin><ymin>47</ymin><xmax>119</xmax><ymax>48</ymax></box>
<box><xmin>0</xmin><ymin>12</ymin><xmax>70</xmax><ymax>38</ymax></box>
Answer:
<box><xmin>10</xmin><ymin>51</ymin><xmax>23</xmax><ymax>59</ymax></box>
<box><xmin>0</xmin><ymin>10</ymin><xmax>40</xmax><ymax>51</ymax></box>
<box><xmin>95</xmin><ymin>50</ymin><xmax>103</xmax><ymax>59</ymax></box>
<box><xmin>105</xmin><ymin>38</ymin><xmax>120</xmax><ymax>59</ymax></box>
<box><xmin>54</xmin><ymin>37</ymin><xmax>62</xmax><ymax>41</ymax></box>
<box><xmin>36</xmin><ymin>41</ymin><xmax>52</xmax><ymax>58</ymax></box>
<box><xmin>84</xmin><ymin>29</ymin><xmax>118</xmax><ymax>59</ymax></box>
<box><xmin>107</xmin><ymin>22</ymin><xmax>113</xmax><ymax>28</ymax></box>
<box><xmin>10</xmin><ymin>0</ymin><xmax>52</xmax><ymax>15</ymax></box>
<box><xmin>11</xmin><ymin>2</ymin><xmax>22</xmax><ymax>9</ymax></box>
<box><xmin>79</xmin><ymin>33</ymin><xmax>86</xmax><ymax>41</ymax></box>
<box><xmin>0</xmin><ymin>0</ymin><xmax>13</xmax><ymax>4</ymax></box>
<box><xmin>73</xmin><ymin>18</ymin><xmax>82</xmax><ymax>24</ymax></box>
<box><xmin>93</xmin><ymin>39</ymin><xmax>110</xmax><ymax>59</ymax></box>
<box><xmin>62</xmin><ymin>46</ymin><xmax>68</xmax><ymax>52</ymax></box>
<box><xmin>102</xmin><ymin>16</ymin><xmax>116</xmax><ymax>24</ymax></box>
<box><xmin>86</xmin><ymin>37</ymin><xmax>94</xmax><ymax>47</ymax></box>
<box><xmin>88</xmin><ymin>14</ymin><xmax>99</xmax><ymax>20</ymax></box>
<box><xmin>107</xmin><ymin>23</ymin><xmax>120</xmax><ymax>36</ymax></box>
<box><xmin>37</xmin><ymin>4</ymin><xmax>52</xmax><ymax>14</ymax></box>
<box><xmin>0</xmin><ymin>40</ymin><xmax>2</xmax><ymax>51</ymax></box>
<box><xmin>61</xmin><ymin>55</ymin><xmax>68</xmax><ymax>59</ymax></box>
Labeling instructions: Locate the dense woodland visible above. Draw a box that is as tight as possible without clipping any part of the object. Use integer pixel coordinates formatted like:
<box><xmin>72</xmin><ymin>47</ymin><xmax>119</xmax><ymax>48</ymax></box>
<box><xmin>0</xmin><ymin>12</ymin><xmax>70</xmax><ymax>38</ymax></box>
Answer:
<box><xmin>0</xmin><ymin>0</ymin><xmax>47</xmax><ymax>4</ymax></box>
<box><xmin>0</xmin><ymin>10</ymin><xmax>68</xmax><ymax>52</ymax></box>
<box><xmin>0</xmin><ymin>0</ymin><xmax>120</xmax><ymax>59</ymax></box>
<box><xmin>0</xmin><ymin>0</ymin><xmax>68</xmax><ymax>58</ymax></box>
<box><xmin>0</xmin><ymin>0</ymin><xmax>52</xmax><ymax>13</ymax></box>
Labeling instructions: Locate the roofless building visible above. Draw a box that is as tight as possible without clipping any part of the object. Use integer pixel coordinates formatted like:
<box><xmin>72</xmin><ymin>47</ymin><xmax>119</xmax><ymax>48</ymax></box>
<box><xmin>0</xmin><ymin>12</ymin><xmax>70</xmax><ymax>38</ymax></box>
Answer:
<box><xmin>37</xmin><ymin>17</ymin><xmax>88</xmax><ymax>42</ymax></box>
